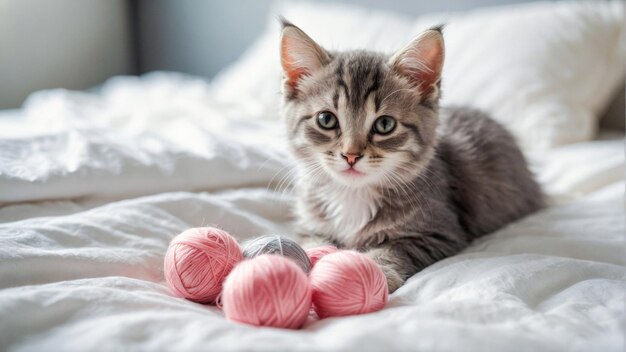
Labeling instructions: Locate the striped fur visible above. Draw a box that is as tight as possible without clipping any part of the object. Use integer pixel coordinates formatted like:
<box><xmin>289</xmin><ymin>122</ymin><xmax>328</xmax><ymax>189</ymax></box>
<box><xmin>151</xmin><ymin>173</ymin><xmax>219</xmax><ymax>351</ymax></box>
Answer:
<box><xmin>280</xmin><ymin>22</ymin><xmax>544</xmax><ymax>292</ymax></box>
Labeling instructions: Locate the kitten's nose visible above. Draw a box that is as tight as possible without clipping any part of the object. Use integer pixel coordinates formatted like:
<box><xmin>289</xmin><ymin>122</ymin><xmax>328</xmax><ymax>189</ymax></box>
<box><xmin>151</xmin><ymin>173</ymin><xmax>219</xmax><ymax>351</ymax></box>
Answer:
<box><xmin>341</xmin><ymin>153</ymin><xmax>363</xmax><ymax>166</ymax></box>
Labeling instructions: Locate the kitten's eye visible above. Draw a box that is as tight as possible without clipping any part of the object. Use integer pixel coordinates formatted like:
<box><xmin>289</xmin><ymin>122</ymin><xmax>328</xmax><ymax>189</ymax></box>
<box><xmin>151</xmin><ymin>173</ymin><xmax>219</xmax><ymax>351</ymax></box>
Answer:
<box><xmin>317</xmin><ymin>111</ymin><xmax>338</xmax><ymax>130</ymax></box>
<box><xmin>373</xmin><ymin>116</ymin><xmax>396</xmax><ymax>135</ymax></box>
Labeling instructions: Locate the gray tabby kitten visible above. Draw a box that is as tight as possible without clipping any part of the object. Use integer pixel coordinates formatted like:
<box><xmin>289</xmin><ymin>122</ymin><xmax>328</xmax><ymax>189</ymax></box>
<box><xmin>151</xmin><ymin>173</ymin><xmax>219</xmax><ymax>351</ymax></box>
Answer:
<box><xmin>280</xmin><ymin>21</ymin><xmax>544</xmax><ymax>292</ymax></box>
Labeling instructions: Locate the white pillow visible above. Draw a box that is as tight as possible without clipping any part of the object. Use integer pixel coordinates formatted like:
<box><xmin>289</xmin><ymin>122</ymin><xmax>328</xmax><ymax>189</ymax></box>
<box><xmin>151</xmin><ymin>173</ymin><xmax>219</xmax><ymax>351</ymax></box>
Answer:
<box><xmin>210</xmin><ymin>1</ymin><xmax>625</xmax><ymax>154</ymax></box>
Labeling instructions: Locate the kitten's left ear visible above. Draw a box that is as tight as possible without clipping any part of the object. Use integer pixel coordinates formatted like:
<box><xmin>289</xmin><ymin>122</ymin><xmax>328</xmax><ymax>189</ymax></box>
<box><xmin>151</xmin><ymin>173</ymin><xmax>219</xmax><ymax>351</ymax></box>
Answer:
<box><xmin>280</xmin><ymin>19</ymin><xmax>330</xmax><ymax>98</ymax></box>
<box><xmin>389</xmin><ymin>26</ymin><xmax>445</xmax><ymax>100</ymax></box>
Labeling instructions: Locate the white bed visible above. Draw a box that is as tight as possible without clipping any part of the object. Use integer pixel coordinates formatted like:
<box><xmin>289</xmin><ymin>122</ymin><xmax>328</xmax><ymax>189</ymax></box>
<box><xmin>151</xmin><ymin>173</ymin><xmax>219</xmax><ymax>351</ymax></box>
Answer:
<box><xmin>0</xmin><ymin>1</ymin><xmax>624</xmax><ymax>351</ymax></box>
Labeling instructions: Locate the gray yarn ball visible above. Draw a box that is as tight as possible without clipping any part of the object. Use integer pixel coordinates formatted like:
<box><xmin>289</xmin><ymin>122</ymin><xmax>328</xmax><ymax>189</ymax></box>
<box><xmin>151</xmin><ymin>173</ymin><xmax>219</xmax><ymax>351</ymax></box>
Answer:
<box><xmin>242</xmin><ymin>235</ymin><xmax>311</xmax><ymax>273</ymax></box>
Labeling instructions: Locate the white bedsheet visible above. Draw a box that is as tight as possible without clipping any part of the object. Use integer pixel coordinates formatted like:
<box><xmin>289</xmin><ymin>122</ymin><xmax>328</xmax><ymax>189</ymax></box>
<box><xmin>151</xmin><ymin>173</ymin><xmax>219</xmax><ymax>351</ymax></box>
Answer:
<box><xmin>0</xmin><ymin>74</ymin><xmax>624</xmax><ymax>351</ymax></box>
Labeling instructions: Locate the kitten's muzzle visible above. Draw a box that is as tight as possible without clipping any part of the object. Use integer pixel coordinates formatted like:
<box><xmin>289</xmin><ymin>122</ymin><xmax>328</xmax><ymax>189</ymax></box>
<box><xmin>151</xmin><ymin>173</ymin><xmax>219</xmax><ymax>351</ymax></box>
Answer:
<box><xmin>341</xmin><ymin>153</ymin><xmax>363</xmax><ymax>166</ymax></box>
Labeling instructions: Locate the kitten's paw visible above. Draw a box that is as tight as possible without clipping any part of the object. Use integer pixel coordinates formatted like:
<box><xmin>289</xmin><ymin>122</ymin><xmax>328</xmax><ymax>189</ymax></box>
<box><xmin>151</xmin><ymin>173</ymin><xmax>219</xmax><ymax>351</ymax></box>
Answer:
<box><xmin>379</xmin><ymin>264</ymin><xmax>404</xmax><ymax>293</ymax></box>
<box><xmin>363</xmin><ymin>249</ymin><xmax>405</xmax><ymax>293</ymax></box>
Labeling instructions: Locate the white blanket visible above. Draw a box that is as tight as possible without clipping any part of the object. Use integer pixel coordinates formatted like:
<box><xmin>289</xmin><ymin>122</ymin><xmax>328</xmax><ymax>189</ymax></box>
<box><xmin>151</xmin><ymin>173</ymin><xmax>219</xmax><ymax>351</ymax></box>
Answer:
<box><xmin>0</xmin><ymin>74</ymin><xmax>624</xmax><ymax>351</ymax></box>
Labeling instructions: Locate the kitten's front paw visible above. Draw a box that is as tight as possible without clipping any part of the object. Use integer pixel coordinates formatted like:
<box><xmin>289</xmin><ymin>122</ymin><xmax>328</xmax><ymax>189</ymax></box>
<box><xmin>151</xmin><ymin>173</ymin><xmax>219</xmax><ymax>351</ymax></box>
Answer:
<box><xmin>363</xmin><ymin>248</ymin><xmax>405</xmax><ymax>293</ymax></box>
<box><xmin>378</xmin><ymin>264</ymin><xmax>404</xmax><ymax>293</ymax></box>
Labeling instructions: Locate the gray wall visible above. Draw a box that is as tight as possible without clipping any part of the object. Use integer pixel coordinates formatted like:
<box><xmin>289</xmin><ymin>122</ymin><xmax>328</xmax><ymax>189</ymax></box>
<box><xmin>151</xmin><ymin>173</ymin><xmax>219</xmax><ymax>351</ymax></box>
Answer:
<box><xmin>136</xmin><ymin>0</ymin><xmax>271</xmax><ymax>78</ymax></box>
<box><xmin>0</xmin><ymin>0</ymin><xmax>133</xmax><ymax>109</ymax></box>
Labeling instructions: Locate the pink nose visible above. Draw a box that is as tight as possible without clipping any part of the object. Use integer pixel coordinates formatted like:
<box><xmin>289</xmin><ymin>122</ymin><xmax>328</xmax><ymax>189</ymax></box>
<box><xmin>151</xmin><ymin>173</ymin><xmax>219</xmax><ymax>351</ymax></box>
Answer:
<box><xmin>341</xmin><ymin>153</ymin><xmax>363</xmax><ymax>166</ymax></box>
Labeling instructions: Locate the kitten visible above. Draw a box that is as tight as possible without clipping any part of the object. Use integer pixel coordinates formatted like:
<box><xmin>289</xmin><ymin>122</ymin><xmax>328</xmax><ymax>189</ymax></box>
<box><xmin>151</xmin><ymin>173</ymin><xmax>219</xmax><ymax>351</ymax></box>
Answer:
<box><xmin>279</xmin><ymin>20</ymin><xmax>544</xmax><ymax>292</ymax></box>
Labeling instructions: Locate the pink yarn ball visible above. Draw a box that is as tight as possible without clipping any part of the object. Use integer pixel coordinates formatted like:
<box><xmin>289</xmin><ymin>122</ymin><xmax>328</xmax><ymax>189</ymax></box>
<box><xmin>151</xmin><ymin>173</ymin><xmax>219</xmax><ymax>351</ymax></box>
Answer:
<box><xmin>222</xmin><ymin>255</ymin><xmax>312</xmax><ymax>329</ymax></box>
<box><xmin>164</xmin><ymin>227</ymin><xmax>243</xmax><ymax>303</ymax></box>
<box><xmin>306</xmin><ymin>245</ymin><xmax>339</xmax><ymax>268</ymax></box>
<box><xmin>310</xmin><ymin>251</ymin><xmax>388</xmax><ymax>318</ymax></box>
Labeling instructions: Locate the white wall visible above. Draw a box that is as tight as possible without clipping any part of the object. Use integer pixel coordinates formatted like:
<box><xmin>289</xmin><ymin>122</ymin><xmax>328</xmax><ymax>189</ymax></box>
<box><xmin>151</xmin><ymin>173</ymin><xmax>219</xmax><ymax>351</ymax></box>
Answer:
<box><xmin>0</xmin><ymin>0</ymin><xmax>132</xmax><ymax>109</ymax></box>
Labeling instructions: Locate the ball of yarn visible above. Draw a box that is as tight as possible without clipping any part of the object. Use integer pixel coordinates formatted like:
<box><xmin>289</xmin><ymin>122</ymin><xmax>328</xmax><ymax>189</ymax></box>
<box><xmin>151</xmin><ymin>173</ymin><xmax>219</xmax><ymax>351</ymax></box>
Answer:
<box><xmin>222</xmin><ymin>254</ymin><xmax>312</xmax><ymax>329</ymax></box>
<box><xmin>310</xmin><ymin>251</ymin><xmax>388</xmax><ymax>318</ymax></box>
<box><xmin>164</xmin><ymin>227</ymin><xmax>243</xmax><ymax>303</ymax></box>
<box><xmin>306</xmin><ymin>245</ymin><xmax>339</xmax><ymax>268</ymax></box>
<box><xmin>242</xmin><ymin>235</ymin><xmax>310</xmax><ymax>273</ymax></box>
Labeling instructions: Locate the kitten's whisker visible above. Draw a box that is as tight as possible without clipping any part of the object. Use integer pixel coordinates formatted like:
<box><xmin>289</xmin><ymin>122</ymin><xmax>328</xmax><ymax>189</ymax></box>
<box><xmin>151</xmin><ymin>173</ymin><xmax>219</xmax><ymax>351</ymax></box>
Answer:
<box><xmin>392</xmin><ymin>163</ymin><xmax>441</xmax><ymax>219</ymax></box>
<box><xmin>393</xmin><ymin>169</ymin><xmax>434</xmax><ymax>221</ymax></box>
<box><xmin>274</xmin><ymin>160</ymin><xmax>317</xmax><ymax>201</ymax></box>
<box><xmin>266</xmin><ymin>162</ymin><xmax>296</xmax><ymax>191</ymax></box>
<box><xmin>380</xmin><ymin>173</ymin><xmax>409</xmax><ymax>222</ymax></box>
<box><xmin>387</xmin><ymin>169</ymin><xmax>424</xmax><ymax>221</ymax></box>
<box><xmin>276</xmin><ymin>162</ymin><xmax>325</xmax><ymax>203</ymax></box>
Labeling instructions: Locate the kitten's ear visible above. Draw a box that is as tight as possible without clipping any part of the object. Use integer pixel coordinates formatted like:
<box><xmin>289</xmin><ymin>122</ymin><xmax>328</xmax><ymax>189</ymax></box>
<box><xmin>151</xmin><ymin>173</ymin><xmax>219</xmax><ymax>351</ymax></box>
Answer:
<box><xmin>389</xmin><ymin>26</ymin><xmax>445</xmax><ymax>99</ymax></box>
<box><xmin>280</xmin><ymin>19</ymin><xmax>330</xmax><ymax>97</ymax></box>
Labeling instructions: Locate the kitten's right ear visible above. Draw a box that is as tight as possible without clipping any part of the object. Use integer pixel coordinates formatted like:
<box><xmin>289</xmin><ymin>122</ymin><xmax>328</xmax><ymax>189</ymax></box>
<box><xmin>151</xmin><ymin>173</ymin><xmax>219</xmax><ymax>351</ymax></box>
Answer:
<box><xmin>280</xmin><ymin>19</ymin><xmax>330</xmax><ymax>97</ymax></box>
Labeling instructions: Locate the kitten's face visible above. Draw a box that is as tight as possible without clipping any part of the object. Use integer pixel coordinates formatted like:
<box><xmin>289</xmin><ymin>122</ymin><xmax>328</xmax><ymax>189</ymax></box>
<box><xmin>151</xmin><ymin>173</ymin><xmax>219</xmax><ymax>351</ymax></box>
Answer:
<box><xmin>280</xmin><ymin>23</ymin><xmax>444</xmax><ymax>188</ymax></box>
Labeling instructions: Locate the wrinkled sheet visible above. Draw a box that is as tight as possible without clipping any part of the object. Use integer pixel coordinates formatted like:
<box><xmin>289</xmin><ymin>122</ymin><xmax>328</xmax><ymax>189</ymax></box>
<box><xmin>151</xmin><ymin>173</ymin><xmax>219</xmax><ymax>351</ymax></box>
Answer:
<box><xmin>0</xmin><ymin>74</ymin><xmax>624</xmax><ymax>351</ymax></box>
